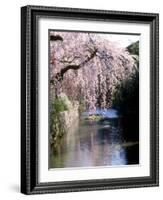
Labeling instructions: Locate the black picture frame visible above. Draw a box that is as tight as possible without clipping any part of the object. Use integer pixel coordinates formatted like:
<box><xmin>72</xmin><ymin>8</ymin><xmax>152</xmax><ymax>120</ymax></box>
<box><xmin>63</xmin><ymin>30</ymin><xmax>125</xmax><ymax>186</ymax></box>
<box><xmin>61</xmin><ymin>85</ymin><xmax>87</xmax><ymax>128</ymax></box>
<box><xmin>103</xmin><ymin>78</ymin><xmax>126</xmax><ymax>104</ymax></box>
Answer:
<box><xmin>21</xmin><ymin>5</ymin><xmax>159</xmax><ymax>194</ymax></box>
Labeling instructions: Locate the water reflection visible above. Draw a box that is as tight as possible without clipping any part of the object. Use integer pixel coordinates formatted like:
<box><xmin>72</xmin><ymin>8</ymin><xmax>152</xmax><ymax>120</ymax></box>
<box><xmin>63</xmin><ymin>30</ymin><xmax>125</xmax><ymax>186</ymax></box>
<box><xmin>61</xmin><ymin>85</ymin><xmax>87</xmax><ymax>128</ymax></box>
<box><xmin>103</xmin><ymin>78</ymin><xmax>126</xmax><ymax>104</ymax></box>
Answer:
<box><xmin>50</xmin><ymin>109</ymin><xmax>139</xmax><ymax>168</ymax></box>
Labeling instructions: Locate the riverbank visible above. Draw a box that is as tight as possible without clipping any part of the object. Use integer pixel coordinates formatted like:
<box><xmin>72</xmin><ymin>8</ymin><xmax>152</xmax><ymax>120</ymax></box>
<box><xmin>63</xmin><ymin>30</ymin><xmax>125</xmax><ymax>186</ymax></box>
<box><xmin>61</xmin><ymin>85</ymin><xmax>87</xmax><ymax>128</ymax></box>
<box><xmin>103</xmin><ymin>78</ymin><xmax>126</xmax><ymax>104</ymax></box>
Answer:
<box><xmin>50</xmin><ymin>94</ymin><xmax>79</xmax><ymax>146</ymax></box>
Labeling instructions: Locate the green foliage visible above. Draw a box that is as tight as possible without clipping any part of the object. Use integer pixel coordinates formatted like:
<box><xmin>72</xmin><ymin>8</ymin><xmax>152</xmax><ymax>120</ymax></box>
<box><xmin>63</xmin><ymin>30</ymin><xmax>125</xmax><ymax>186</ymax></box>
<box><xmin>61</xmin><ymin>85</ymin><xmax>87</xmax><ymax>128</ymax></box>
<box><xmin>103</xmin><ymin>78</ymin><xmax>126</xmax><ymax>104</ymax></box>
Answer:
<box><xmin>112</xmin><ymin>70</ymin><xmax>139</xmax><ymax>115</ymax></box>
<box><xmin>50</xmin><ymin>97</ymin><xmax>69</xmax><ymax>144</ymax></box>
<box><xmin>127</xmin><ymin>41</ymin><xmax>139</xmax><ymax>71</ymax></box>
<box><xmin>52</xmin><ymin>97</ymin><xmax>68</xmax><ymax>114</ymax></box>
<box><xmin>112</xmin><ymin>41</ymin><xmax>139</xmax><ymax>115</ymax></box>
<box><xmin>127</xmin><ymin>41</ymin><xmax>139</xmax><ymax>56</ymax></box>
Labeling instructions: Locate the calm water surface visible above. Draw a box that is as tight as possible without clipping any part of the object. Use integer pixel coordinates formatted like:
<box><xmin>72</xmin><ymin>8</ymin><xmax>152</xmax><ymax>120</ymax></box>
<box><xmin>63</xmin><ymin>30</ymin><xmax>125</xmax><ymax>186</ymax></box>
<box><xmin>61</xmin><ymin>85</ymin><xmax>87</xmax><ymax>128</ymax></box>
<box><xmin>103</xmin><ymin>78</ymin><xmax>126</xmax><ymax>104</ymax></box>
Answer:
<box><xmin>50</xmin><ymin>109</ymin><xmax>139</xmax><ymax>168</ymax></box>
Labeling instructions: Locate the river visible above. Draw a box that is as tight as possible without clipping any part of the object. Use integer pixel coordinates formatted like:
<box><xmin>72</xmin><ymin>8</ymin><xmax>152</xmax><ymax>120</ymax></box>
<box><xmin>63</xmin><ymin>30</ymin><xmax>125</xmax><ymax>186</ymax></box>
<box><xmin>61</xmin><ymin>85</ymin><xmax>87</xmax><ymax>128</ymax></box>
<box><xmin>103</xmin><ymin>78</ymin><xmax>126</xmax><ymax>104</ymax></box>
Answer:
<box><xmin>49</xmin><ymin>109</ymin><xmax>139</xmax><ymax>168</ymax></box>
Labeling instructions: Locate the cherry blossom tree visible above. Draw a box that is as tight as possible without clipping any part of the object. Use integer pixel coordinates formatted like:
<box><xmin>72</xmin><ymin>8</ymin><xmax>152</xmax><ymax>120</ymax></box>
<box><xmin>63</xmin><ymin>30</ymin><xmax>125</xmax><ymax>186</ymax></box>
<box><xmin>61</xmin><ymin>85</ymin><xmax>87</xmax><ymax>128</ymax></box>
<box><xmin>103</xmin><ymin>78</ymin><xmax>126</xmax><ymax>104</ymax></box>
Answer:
<box><xmin>50</xmin><ymin>31</ymin><xmax>136</xmax><ymax>112</ymax></box>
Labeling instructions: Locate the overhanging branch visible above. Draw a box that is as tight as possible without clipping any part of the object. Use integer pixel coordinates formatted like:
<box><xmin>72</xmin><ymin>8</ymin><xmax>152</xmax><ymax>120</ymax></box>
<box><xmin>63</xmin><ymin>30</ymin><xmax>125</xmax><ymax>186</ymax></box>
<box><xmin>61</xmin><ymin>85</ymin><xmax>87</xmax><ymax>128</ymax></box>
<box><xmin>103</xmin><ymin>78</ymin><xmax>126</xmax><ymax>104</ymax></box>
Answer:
<box><xmin>54</xmin><ymin>48</ymin><xmax>98</xmax><ymax>81</ymax></box>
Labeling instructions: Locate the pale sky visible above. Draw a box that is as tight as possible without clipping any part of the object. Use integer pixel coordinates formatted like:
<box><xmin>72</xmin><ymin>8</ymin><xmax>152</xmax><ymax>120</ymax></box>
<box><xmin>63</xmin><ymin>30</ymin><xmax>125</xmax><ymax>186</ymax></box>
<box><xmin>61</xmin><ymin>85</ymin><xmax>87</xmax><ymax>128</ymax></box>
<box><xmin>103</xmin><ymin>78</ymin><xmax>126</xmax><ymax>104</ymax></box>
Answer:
<box><xmin>100</xmin><ymin>34</ymin><xmax>140</xmax><ymax>48</ymax></box>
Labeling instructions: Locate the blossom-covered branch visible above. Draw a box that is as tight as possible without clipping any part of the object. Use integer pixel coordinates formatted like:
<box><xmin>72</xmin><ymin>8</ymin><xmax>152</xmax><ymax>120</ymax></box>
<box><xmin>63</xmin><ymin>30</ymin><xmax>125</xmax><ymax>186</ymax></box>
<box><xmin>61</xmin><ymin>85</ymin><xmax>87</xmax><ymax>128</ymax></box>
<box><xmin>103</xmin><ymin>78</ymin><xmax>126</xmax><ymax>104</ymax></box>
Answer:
<box><xmin>55</xmin><ymin>48</ymin><xmax>98</xmax><ymax>81</ymax></box>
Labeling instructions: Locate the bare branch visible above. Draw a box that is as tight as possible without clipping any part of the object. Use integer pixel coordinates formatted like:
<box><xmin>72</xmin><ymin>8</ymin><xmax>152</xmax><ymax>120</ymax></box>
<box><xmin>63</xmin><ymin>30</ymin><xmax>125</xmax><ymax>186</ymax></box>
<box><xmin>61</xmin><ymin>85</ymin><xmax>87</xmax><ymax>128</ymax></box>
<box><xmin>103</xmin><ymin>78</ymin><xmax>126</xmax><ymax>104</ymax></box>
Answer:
<box><xmin>50</xmin><ymin>35</ymin><xmax>63</xmax><ymax>41</ymax></box>
<box><xmin>56</xmin><ymin>55</ymin><xmax>81</xmax><ymax>64</ymax></box>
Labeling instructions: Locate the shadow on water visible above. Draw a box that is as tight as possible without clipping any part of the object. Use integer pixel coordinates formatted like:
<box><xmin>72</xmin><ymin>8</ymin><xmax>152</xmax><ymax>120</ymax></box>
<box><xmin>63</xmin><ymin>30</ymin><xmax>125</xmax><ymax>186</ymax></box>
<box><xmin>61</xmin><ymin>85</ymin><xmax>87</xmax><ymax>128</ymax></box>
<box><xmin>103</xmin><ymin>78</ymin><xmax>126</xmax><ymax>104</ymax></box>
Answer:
<box><xmin>125</xmin><ymin>144</ymin><xmax>139</xmax><ymax>164</ymax></box>
<box><xmin>50</xmin><ymin>109</ymin><xmax>139</xmax><ymax>168</ymax></box>
<box><xmin>120</xmin><ymin>114</ymin><xmax>139</xmax><ymax>164</ymax></box>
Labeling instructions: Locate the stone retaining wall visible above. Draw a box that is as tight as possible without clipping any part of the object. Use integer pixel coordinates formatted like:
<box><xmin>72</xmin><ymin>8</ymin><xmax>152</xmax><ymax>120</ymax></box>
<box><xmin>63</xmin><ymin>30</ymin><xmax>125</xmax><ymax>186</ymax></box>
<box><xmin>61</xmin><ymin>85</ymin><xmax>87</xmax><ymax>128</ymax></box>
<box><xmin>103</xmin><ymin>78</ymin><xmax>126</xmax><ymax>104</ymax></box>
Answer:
<box><xmin>58</xmin><ymin>101</ymin><xmax>79</xmax><ymax>132</ymax></box>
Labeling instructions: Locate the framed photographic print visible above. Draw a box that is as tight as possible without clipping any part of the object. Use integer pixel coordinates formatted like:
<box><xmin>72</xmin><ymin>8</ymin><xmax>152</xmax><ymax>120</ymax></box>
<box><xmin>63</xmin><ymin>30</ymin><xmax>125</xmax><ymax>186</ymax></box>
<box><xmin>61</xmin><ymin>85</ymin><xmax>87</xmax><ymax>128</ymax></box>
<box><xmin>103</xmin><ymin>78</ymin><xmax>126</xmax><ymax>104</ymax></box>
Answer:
<box><xmin>21</xmin><ymin>5</ymin><xmax>159</xmax><ymax>194</ymax></box>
